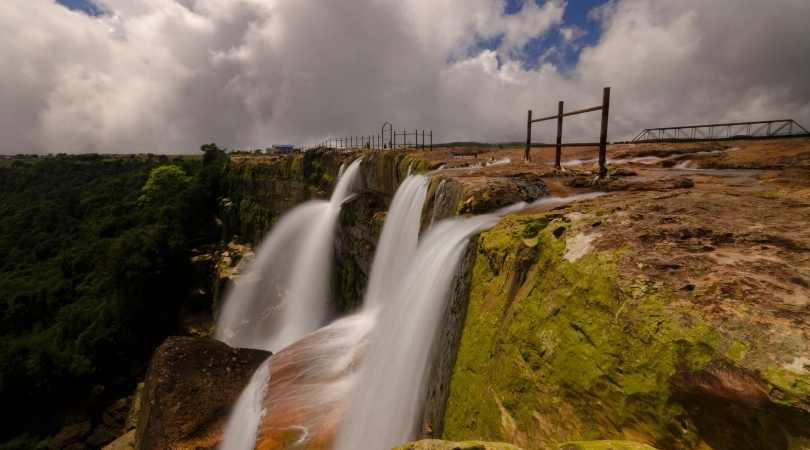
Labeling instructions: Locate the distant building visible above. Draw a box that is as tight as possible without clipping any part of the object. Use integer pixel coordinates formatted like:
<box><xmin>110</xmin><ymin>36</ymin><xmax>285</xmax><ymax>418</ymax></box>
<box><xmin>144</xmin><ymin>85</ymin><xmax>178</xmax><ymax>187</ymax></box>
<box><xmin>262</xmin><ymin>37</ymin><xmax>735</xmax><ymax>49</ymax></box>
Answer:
<box><xmin>272</xmin><ymin>144</ymin><xmax>295</xmax><ymax>153</ymax></box>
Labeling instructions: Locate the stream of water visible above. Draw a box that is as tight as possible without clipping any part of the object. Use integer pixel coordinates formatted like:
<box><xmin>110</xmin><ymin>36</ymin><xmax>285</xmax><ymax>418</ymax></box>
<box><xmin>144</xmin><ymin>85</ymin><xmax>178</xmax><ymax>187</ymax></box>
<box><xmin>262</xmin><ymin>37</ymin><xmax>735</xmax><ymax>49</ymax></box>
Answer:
<box><xmin>214</xmin><ymin>158</ymin><xmax>362</xmax><ymax>352</ymax></box>
<box><xmin>218</xmin><ymin>166</ymin><xmax>604</xmax><ymax>450</ymax></box>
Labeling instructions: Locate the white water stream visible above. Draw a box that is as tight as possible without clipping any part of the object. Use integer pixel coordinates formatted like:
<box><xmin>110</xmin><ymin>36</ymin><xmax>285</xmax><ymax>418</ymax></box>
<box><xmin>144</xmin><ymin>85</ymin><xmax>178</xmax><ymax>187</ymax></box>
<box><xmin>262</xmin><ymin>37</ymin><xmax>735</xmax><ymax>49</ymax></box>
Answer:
<box><xmin>218</xmin><ymin>165</ymin><xmax>605</xmax><ymax>450</ymax></box>
<box><xmin>363</xmin><ymin>175</ymin><xmax>428</xmax><ymax>309</ymax></box>
<box><xmin>334</xmin><ymin>213</ymin><xmax>501</xmax><ymax>450</ymax></box>
<box><xmin>214</xmin><ymin>158</ymin><xmax>362</xmax><ymax>352</ymax></box>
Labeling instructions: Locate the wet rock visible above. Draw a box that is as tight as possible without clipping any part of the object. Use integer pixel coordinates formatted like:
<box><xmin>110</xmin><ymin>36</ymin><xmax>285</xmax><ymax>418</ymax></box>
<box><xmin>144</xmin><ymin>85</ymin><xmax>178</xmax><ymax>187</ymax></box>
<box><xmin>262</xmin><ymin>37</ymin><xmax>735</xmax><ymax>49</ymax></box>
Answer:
<box><xmin>567</xmin><ymin>177</ymin><xmax>591</xmax><ymax>188</ymax></box>
<box><xmin>393</xmin><ymin>439</ymin><xmax>523</xmax><ymax>450</ymax></box>
<box><xmin>335</xmin><ymin>190</ymin><xmax>388</xmax><ymax>312</ymax></box>
<box><xmin>428</xmin><ymin>174</ymin><xmax>549</xmax><ymax>222</ymax></box>
<box><xmin>670</xmin><ymin>361</ymin><xmax>810</xmax><ymax>450</ymax></box>
<box><xmin>135</xmin><ymin>336</ymin><xmax>270</xmax><ymax>450</ymax></box>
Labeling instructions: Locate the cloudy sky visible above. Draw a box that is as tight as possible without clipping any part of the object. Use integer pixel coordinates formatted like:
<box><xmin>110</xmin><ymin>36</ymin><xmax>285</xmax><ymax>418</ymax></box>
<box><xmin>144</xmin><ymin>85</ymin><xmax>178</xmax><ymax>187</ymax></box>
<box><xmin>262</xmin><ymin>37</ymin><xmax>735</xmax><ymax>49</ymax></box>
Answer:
<box><xmin>2</xmin><ymin>0</ymin><xmax>809</xmax><ymax>154</ymax></box>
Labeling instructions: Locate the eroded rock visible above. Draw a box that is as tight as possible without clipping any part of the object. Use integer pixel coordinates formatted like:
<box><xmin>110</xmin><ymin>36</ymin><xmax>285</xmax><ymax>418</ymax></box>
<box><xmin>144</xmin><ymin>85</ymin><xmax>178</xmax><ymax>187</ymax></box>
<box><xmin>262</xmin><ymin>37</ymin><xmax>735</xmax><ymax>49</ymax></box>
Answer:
<box><xmin>135</xmin><ymin>336</ymin><xmax>270</xmax><ymax>450</ymax></box>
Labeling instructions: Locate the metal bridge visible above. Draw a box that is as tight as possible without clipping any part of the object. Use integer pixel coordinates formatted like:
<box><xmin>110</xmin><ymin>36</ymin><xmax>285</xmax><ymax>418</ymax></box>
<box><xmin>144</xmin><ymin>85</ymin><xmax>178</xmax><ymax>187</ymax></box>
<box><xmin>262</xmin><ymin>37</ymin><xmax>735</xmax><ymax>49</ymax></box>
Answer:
<box><xmin>632</xmin><ymin>119</ymin><xmax>809</xmax><ymax>142</ymax></box>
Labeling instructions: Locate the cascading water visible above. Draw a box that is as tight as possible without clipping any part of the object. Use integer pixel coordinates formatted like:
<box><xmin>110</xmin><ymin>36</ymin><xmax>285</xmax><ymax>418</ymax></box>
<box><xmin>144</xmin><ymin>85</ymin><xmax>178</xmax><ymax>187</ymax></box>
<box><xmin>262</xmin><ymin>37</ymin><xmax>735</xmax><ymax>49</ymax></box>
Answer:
<box><xmin>218</xmin><ymin>172</ymin><xmax>428</xmax><ymax>450</ymax></box>
<box><xmin>334</xmin><ymin>213</ymin><xmax>501</xmax><ymax>450</ymax></box>
<box><xmin>363</xmin><ymin>175</ymin><xmax>428</xmax><ymax>309</ymax></box>
<box><xmin>217</xmin><ymin>160</ymin><xmax>606</xmax><ymax>450</ymax></box>
<box><xmin>214</xmin><ymin>158</ymin><xmax>362</xmax><ymax>352</ymax></box>
<box><xmin>217</xmin><ymin>159</ymin><xmax>361</xmax><ymax>450</ymax></box>
<box><xmin>333</xmin><ymin>191</ymin><xmax>606</xmax><ymax>450</ymax></box>
<box><xmin>218</xmin><ymin>358</ymin><xmax>272</xmax><ymax>450</ymax></box>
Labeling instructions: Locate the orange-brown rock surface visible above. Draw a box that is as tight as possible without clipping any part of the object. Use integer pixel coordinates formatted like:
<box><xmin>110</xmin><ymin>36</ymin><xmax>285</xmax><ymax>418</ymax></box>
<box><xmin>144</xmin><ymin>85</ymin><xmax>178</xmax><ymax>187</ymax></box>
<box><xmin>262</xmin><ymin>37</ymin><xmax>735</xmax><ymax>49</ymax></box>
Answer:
<box><xmin>136</xmin><ymin>336</ymin><xmax>269</xmax><ymax>450</ymax></box>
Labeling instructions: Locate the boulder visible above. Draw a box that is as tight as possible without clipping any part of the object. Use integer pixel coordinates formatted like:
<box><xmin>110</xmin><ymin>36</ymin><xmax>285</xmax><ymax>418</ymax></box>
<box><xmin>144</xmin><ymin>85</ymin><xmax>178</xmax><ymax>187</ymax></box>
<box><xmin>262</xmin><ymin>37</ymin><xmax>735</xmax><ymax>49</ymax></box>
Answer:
<box><xmin>135</xmin><ymin>336</ymin><xmax>270</xmax><ymax>450</ymax></box>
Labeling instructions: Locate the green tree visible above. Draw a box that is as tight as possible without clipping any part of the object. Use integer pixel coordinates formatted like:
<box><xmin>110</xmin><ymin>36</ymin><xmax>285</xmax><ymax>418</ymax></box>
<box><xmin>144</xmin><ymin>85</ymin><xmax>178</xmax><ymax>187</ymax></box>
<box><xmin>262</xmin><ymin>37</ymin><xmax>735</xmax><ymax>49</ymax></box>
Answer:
<box><xmin>139</xmin><ymin>164</ymin><xmax>192</xmax><ymax>208</ymax></box>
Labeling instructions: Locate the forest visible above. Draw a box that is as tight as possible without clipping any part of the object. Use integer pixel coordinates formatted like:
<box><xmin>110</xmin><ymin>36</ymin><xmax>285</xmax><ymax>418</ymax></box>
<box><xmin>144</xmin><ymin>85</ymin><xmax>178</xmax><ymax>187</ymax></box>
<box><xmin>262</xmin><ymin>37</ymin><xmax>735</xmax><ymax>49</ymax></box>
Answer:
<box><xmin>0</xmin><ymin>146</ymin><xmax>228</xmax><ymax>448</ymax></box>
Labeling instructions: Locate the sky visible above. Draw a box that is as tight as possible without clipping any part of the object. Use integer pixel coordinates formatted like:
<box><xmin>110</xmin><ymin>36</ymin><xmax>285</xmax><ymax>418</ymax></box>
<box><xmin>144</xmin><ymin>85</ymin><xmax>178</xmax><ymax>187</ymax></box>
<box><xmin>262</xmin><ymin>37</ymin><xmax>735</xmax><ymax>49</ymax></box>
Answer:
<box><xmin>2</xmin><ymin>0</ymin><xmax>810</xmax><ymax>154</ymax></box>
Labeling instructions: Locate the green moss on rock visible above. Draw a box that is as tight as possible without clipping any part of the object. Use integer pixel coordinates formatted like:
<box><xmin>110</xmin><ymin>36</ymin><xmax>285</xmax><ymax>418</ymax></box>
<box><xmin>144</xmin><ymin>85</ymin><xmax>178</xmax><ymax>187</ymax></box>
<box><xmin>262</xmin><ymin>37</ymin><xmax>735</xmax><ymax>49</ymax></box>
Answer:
<box><xmin>558</xmin><ymin>441</ymin><xmax>658</xmax><ymax>450</ymax></box>
<box><xmin>394</xmin><ymin>439</ymin><xmax>522</xmax><ymax>450</ymax></box>
<box><xmin>441</xmin><ymin>211</ymin><xmax>804</xmax><ymax>449</ymax></box>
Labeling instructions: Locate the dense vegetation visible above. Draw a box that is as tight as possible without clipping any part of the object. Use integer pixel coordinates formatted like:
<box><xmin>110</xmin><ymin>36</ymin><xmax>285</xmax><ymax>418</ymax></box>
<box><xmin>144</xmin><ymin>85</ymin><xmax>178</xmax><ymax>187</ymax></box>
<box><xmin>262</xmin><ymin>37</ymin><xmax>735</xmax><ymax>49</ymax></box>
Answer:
<box><xmin>0</xmin><ymin>147</ymin><xmax>229</xmax><ymax>447</ymax></box>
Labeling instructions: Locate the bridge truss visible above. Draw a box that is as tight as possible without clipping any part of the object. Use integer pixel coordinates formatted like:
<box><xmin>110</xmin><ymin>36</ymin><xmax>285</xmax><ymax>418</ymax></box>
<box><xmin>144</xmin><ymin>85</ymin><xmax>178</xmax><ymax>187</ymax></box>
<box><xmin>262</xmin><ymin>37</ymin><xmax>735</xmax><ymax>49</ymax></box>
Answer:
<box><xmin>632</xmin><ymin>119</ymin><xmax>809</xmax><ymax>142</ymax></box>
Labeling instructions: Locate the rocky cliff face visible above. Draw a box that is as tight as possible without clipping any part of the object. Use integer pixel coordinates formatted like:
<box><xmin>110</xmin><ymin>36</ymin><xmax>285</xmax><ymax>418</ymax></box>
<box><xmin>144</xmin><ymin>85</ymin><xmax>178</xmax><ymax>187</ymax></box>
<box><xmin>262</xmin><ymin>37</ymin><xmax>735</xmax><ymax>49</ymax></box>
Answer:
<box><xmin>442</xmin><ymin>175</ymin><xmax>810</xmax><ymax>450</ymax></box>
<box><xmin>131</xmin><ymin>150</ymin><xmax>553</xmax><ymax>450</ymax></box>
<box><xmin>135</xmin><ymin>337</ymin><xmax>270</xmax><ymax>450</ymax></box>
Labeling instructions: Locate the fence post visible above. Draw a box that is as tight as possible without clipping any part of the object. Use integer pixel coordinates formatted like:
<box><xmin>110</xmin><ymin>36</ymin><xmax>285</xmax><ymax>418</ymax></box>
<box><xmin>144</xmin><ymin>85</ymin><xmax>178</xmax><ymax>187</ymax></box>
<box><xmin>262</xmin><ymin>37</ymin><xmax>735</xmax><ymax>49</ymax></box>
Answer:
<box><xmin>598</xmin><ymin>87</ymin><xmax>611</xmax><ymax>178</ymax></box>
<box><xmin>525</xmin><ymin>110</ymin><xmax>533</xmax><ymax>162</ymax></box>
<box><xmin>555</xmin><ymin>101</ymin><xmax>564</xmax><ymax>169</ymax></box>
<box><xmin>430</xmin><ymin>131</ymin><xmax>433</xmax><ymax>150</ymax></box>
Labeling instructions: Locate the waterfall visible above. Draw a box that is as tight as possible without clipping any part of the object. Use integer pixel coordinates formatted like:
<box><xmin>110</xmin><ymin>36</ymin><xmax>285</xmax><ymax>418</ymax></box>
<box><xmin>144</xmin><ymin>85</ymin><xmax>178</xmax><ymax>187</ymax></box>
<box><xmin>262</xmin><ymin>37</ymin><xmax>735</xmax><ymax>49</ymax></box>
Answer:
<box><xmin>218</xmin><ymin>357</ymin><xmax>272</xmax><ymax>450</ymax></box>
<box><xmin>214</xmin><ymin>158</ymin><xmax>362</xmax><ymax>352</ymax></box>
<box><xmin>217</xmin><ymin>159</ymin><xmax>605</xmax><ymax>450</ymax></box>
<box><xmin>363</xmin><ymin>175</ymin><xmax>428</xmax><ymax>309</ymax></box>
<box><xmin>333</xmin><ymin>193</ymin><xmax>607</xmax><ymax>450</ymax></box>
<box><xmin>218</xmin><ymin>173</ymin><xmax>427</xmax><ymax>450</ymax></box>
<box><xmin>334</xmin><ymin>214</ymin><xmax>500</xmax><ymax>450</ymax></box>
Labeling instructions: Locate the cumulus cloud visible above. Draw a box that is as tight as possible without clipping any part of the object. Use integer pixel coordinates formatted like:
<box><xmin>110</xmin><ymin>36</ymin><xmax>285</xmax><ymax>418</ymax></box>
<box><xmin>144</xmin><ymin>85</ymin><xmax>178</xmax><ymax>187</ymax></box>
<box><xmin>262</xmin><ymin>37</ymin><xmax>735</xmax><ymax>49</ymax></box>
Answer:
<box><xmin>1</xmin><ymin>0</ymin><xmax>809</xmax><ymax>153</ymax></box>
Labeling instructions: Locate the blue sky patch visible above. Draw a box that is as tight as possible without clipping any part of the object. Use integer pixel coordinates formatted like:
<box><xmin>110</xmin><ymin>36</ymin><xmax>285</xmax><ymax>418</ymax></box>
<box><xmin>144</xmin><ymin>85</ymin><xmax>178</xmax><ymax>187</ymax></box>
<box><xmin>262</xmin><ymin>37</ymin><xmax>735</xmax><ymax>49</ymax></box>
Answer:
<box><xmin>495</xmin><ymin>0</ymin><xmax>607</xmax><ymax>71</ymax></box>
<box><xmin>56</xmin><ymin>0</ymin><xmax>105</xmax><ymax>16</ymax></box>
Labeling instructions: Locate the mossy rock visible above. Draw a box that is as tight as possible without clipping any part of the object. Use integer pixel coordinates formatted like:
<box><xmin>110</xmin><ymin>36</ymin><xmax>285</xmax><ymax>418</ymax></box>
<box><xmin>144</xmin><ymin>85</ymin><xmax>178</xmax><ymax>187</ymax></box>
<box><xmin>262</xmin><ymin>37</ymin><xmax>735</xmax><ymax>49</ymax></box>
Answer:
<box><xmin>442</xmin><ymin>210</ymin><xmax>810</xmax><ymax>450</ymax></box>
<box><xmin>394</xmin><ymin>439</ymin><xmax>522</xmax><ymax>450</ymax></box>
<box><xmin>557</xmin><ymin>441</ymin><xmax>658</xmax><ymax>450</ymax></box>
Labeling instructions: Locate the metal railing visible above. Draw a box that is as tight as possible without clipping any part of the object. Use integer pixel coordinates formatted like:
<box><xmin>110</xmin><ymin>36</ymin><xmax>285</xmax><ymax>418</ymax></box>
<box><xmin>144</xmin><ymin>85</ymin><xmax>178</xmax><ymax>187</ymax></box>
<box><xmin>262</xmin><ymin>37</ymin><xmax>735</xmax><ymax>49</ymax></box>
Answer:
<box><xmin>320</xmin><ymin>127</ymin><xmax>433</xmax><ymax>151</ymax></box>
<box><xmin>526</xmin><ymin>87</ymin><xmax>611</xmax><ymax>177</ymax></box>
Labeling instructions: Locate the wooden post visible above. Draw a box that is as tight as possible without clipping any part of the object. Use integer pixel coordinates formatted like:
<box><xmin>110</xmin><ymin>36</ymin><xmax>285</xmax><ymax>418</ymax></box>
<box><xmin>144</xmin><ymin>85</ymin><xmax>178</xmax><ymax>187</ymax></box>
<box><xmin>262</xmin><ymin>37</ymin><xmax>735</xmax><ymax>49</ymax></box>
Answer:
<box><xmin>430</xmin><ymin>131</ymin><xmax>433</xmax><ymax>150</ymax></box>
<box><xmin>421</xmin><ymin>130</ymin><xmax>425</xmax><ymax>149</ymax></box>
<box><xmin>555</xmin><ymin>101</ymin><xmax>564</xmax><ymax>169</ymax></box>
<box><xmin>525</xmin><ymin>109</ymin><xmax>533</xmax><ymax>162</ymax></box>
<box><xmin>598</xmin><ymin>87</ymin><xmax>611</xmax><ymax>178</ymax></box>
